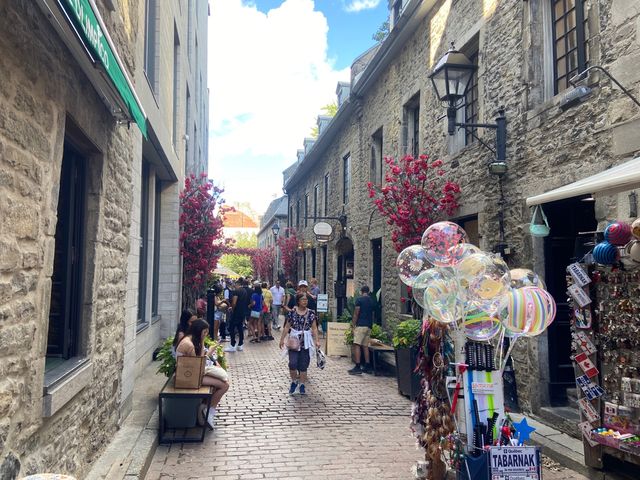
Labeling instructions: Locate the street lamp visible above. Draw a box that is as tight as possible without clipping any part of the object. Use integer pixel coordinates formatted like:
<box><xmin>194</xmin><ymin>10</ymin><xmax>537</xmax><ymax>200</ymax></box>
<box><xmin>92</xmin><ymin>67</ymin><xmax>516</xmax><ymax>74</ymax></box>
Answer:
<box><xmin>429</xmin><ymin>43</ymin><xmax>507</xmax><ymax>177</ymax></box>
<box><xmin>271</xmin><ymin>223</ymin><xmax>280</xmax><ymax>284</ymax></box>
<box><xmin>429</xmin><ymin>42</ymin><xmax>509</xmax><ymax>256</ymax></box>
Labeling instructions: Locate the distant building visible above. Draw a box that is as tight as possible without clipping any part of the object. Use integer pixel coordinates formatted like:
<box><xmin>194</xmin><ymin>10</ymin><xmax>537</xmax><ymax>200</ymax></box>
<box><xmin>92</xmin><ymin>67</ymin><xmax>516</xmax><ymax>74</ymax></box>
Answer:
<box><xmin>223</xmin><ymin>209</ymin><xmax>259</xmax><ymax>239</ymax></box>
<box><xmin>257</xmin><ymin>196</ymin><xmax>288</xmax><ymax>249</ymax></box>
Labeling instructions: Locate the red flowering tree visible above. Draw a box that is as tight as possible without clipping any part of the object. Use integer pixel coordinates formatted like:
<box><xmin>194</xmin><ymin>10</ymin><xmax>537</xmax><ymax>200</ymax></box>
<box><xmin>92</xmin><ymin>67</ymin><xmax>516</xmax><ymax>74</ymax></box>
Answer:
<box><xmin>277</xmin><ymin>228</ymin><xmax>300</xmax><ymax>281</ymax></box>
<box><xmin>368</xmin><ymin>154</ymin><xmax>461</xmax><ymax>252</ymax></box>
<box><xmin>253</xmin><ymin>247</ymin><xmax>275</xmax><ymax>281</ymax></box>
<box><xmin>179</xmin><ymin>173</ymin><xmax>228</xmax><ymax>308</ymax></box>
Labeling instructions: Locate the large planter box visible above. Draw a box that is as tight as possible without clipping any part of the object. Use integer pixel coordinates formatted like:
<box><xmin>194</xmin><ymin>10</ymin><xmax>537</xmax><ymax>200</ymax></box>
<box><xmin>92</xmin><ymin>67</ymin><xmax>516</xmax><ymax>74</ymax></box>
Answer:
<box><xmin>162</xmin><ymin>397</ymin><xmax>201</xmax><ymax>429</ymax></box>
<box><xmin>395</xmin><ymin>347</ymin><xmax>421</xmax><ymax>400</ymax></box>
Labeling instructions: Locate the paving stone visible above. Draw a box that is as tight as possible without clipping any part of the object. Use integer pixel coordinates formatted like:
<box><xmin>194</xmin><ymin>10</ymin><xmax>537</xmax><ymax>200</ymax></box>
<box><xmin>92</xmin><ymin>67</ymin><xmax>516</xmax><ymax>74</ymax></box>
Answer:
<box><xmin>145</xmin><ymin>341</ymin><xmax>591</xmax><ymax>479</ymax></box>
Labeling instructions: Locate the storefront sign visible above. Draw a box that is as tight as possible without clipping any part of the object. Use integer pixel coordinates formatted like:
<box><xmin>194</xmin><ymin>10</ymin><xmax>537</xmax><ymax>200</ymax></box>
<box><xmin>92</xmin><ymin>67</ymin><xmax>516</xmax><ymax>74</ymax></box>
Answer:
<box><xmin>489</xmin><ymin>446</ymin><xmax>541</xmax><ymax>480</ymax></box>
<box><xmin>59</xmin><ymin>0</ymin><xmax>147</xmax><ymax>135</ymax></box>
<box><xmin>317</xmin><ymin>294</ymin><xmax>328</xmax><ymax>313</ymax></box>
<box><xmin>326</xmin><ymin>322</ymin><xmax>350</xmax><ymax>356</ymax></box>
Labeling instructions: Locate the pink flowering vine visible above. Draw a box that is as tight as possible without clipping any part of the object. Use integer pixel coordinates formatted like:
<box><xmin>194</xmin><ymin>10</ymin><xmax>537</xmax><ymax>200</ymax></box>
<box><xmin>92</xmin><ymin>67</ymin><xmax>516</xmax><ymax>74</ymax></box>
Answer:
<box><xmin>179</xmin><ymin>173</ymin><xmax>228</xmax><ymax>308</ymax></box>
<box><xmin>368</xmin><ymin>154</ymin><xmax>461</xmax><ymax>252</ymax></box>
<box><xmin>277</xmin><ymin>228</ymin><xmax>300</xmax><ymax>281</ymax></box>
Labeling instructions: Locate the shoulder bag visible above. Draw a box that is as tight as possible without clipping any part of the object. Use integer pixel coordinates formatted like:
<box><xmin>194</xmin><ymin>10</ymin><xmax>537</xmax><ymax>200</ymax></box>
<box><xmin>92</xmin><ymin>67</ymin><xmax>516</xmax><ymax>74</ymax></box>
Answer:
<box><xmin>529</xmin><ymin>205</ymin><xmax>550</xmax><ymax>237</ymax></box>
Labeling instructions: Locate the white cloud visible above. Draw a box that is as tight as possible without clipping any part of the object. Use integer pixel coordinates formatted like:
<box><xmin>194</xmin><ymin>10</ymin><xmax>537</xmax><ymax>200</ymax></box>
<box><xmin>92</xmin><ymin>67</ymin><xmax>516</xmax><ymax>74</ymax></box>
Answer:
<box><xmin>208</xmin><ymin>0</ymin><xmax>350</xmax><ymax>213</ymax></box>
<box><xmin>344</xmin><ymin>0</ymin><xmax>382</xmax><ymax>13</ymax></box>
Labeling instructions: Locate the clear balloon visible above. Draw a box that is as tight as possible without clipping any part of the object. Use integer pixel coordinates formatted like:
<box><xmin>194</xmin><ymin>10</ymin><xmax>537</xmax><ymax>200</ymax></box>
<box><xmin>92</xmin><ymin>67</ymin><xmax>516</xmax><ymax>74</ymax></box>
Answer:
<box><xmin>522</xmin><ymin>286</ymin><xmax>557</xmax><ymax>335</ymax></box>
<box><xmin>421</xmin><ymin>268</ymin><xmax>465</xmax><ymax>324</ymax></box>
<box><xmin>510</xmin><ymin>268</ymin><xmax>546</xmax><ymax>290</ymax></box>
<box><xmin>421</xmin><ymin>221</ymin><xmax>469</xmax><ymax>267</ymax></box>
<box><xmin>455</xmin><ymin>252</ymin><xmax>511</xmax><ymax>314</ymax></box>
<box><xmin>396</xmin><ymin>245</ymin><xmax>431</xmax><ymax>287</ymax></box>
<box><xmin>463</xmin><ymin>310</ymin><xmax>503</xmax><ymax>341</ymax></box>
<box><xmin>448</xmin><ymin>242</ymin><xmax>483</xmax><ymax>266</ymax></box>
<box><xmin>412</xmin><ymin>269</ymin><xmax>433</xmax><ymax>308</ymax></box>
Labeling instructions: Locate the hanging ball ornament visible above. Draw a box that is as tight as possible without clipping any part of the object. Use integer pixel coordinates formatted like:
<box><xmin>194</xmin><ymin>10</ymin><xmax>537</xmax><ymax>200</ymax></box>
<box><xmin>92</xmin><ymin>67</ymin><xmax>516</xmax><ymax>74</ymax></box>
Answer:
<box><xmin>604</xmin><ymin>221</ymin><xmax>632</xmax><ymax>246</ymax></box>
<box><xmin>592</xmin><ymin>241</ymin><xmax>619</xmax><ymax>265</ymax></box>
<box><xmin>631</xmin><ymin>218</ymin><xmax>640</xmax><ymax>240</ymax></box>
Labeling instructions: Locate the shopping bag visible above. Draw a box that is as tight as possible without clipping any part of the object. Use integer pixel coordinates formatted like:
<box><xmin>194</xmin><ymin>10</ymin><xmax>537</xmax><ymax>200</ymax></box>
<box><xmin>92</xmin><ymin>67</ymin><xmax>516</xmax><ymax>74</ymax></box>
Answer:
<box><xmin>175</xmin><ymin>355</ymin><xmax>205</xmax><ymax>389</ymax></box>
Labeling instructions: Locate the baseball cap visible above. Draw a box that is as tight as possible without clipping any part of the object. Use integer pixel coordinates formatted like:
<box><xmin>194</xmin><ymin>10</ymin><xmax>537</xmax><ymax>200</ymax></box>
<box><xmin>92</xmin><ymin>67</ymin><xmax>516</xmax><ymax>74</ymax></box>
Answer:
<box><xmin>298</xmin><ymin>280</ymin><xmax>308</xmax><ymax>287</ymax></box>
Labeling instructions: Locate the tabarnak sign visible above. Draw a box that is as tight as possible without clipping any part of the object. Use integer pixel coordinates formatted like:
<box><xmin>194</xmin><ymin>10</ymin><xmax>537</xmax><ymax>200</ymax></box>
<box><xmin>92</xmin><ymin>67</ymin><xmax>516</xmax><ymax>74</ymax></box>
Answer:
<box><xmin>489</xmin><ymin>446</ymin><xmax>541</xmax><ymax>480</ymax></box>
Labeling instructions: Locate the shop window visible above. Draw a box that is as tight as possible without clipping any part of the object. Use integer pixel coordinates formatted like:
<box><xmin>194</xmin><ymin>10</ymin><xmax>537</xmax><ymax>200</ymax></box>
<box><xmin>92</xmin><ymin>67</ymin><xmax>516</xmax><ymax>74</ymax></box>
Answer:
<box><xmin>296</xmin><ymin>199</ymin><xmax>301</xmax><ymax>228</ymax></box>
<box><xmin>457</xmin><ymin>215</ymin><xmax>480</xmax><ymax>247</ymax></box>
<box><xmin>551</xmin><ymin>0</ymin><xmax>587</xmax><ymax>94</ymax></box>
<box><xmin>343</xmin><ymin>153</ymin><xmax>351</xmax><ymax>205</ymax></box>
<box><xmin>313</xmin><ymin>184</ymin><xmax>319</xmax><ymax>220</ymax></box>
<box><xmin>370</xmin><ymin>128</ymin><xmax>383</xmax><ymax>185</ymax></box>
<box><xmin>304</xmin><ymin>193</ymin><xmax>309</xmax><ymax>227</ymax></box>
<box><xmin>464</xmin><ymin>48</ymin><xmax>479</xmax><ymax>146</ymax></box>
<box><xmin>138</xmin><ymin>161</ymin><xmax>151</xmax><ymax>328</ymax></box>
<box><xmin>144</xmin><ymin>0</ymin><xmax>159</xmax><ymax>95</ymax></box>
<box><xmin>151</xmin><ymin>180</ymin><xmax>162</xmax><ymax>317</ymax></box>
<box><xmin>46</xmin><ymin>143</ymin><xmax>87</xmax><ymax>367</ymax></box>
<box><xmin>402</xmin><ymin>94</ymin><xmax>420</xmax><ymax>156</ymax></box>
<box><xmin>323</xmin><ymin>173</ymin><xmax>330</xmax><ymax>215</ymax></box>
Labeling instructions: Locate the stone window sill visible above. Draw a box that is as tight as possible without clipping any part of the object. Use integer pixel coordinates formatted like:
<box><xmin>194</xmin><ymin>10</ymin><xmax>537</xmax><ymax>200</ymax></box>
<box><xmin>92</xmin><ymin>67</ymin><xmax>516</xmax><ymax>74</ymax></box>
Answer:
<box><xmin>151</xmin><ymin>314</ymin><xmax>161</xmax><ymax>325</ymax></box>
<box><xmin>42</xmin><ymin>358</ymin><xmax>93</xmax><ymax>418</ymax></box>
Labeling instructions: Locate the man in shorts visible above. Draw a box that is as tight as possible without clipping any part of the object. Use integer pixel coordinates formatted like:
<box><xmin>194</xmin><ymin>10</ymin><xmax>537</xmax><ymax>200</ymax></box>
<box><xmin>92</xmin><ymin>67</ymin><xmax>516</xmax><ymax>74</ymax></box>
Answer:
<box><xmin>348</xmin><ymin>285</ymin><xmax>374</xmax><ymax>375</ymax></box>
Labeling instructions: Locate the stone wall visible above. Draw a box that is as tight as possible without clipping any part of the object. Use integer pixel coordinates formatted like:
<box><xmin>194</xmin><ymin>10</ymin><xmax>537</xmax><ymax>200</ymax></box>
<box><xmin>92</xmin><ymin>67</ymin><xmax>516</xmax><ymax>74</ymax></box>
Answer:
<box><xmin>0</xmin><ymin>2</ymin><xmax>139</xmax><ymax>478</ymax></box>
<box><xmin>285</xmin><ymin>0</ymin><xmax>640</xmax><ymax>412</ymax></box>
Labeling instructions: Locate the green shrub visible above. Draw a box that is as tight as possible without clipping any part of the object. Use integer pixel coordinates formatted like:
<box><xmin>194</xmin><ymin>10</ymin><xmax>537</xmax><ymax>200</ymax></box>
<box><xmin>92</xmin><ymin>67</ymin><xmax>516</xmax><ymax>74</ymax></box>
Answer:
<box><xmin>392</xmin><ymin>319</ymin><xmax>421</xmax><ymax>349</ymax></box>
<box><xmin>343</xmin><ymin>323</ymin><xmax>390</xmax><ymax>345</ymax></box>
<box><xmin>156</xmin><ymin>336</ymin><xmax>227</xmax><ymax>377</ymax></box>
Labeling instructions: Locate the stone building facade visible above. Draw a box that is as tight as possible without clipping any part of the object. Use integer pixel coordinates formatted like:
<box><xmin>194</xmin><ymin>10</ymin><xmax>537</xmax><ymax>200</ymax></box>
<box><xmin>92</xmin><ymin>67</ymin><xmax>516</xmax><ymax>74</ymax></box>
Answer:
<box><xmin>284</xmin><ymin>0</ymin><xmax>640</xmax><ymax>418</ymax></box>
<box><xmin>0</xmin><ymin>0</ymin><xmax>208</xmax><ymax>477</ymax></box>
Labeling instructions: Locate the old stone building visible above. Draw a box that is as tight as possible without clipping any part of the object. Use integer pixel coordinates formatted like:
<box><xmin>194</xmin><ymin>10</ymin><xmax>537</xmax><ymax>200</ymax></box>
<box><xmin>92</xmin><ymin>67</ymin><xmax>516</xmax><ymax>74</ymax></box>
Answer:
<box><xmin>284</xmin><ymin>0</ymin><xmax>640</xmax><ymax>422</ymax></box>
<box><xmin>0</xmin><ymin>0</ymin><xmax>208</xmax><ymax>477</ymax></box>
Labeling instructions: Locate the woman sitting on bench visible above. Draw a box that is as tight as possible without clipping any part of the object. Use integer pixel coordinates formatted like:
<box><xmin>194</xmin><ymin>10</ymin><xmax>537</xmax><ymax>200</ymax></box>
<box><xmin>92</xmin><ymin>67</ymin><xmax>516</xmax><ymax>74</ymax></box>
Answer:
<box><xmin>176</xmin><ymin>319</ymin><xmax>230</xmax><ymax>428</ymax></box>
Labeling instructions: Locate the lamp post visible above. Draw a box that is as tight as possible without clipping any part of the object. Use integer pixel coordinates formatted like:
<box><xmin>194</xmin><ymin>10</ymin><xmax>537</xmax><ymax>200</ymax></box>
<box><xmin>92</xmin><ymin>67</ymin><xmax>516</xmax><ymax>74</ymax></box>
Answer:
<box><xmin>429</xmin><ymin>42</ymin><xmax>509</xmax><ymax>255</ymax></box>
<box><xmin>271</xmin><ymin>222</ymin><xmax>280</xmax><ymax>284</ymax></box>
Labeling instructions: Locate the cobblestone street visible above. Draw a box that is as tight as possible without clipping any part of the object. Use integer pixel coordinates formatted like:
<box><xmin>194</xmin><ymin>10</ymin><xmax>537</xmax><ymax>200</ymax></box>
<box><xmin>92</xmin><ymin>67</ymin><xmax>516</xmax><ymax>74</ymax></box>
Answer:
<box><xmin>146</xmin><ymin>340</ymin><xmax>591</xmax><ymax>480</ymax></box>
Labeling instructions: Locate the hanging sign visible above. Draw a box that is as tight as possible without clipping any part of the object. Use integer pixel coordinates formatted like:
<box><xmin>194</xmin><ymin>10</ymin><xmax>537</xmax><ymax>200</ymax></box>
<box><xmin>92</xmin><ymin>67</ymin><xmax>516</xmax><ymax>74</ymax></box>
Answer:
<box><xmin>567</xmin><ymin>263</ymin><xmax>591</xmax><ymax>287</ymax></box>
<box><xmin>313</xmin><ymin>222</ymin><xmax>333</xmax><ymax>243</ymax></box>
<box><xmin>576</xmin><ymin>375</ymin><xmax>605</xmax><ymax>400</ymax></box>
<box><xmin>567</xmin><ymin>284</ymin><xmax>592</xmax><ymax>307</ymax></box>
<box><xmin>489</xmin><ymin>446</ymin><xmax>542</xmax><ymax>480</ymax></box>
<box><xmin>578</xmin><ymin>398</ymin><xmax>600</xmax><ymax>423</ymax></box>
<box><xmin>571</xmin><ymin>331</ymin><xmax>597</xmax><ymax>356</ymax></box>
<box><xmin>574</xmin><ymin>352</ymin><xmax>599</xmax><ymax>378</ymax></box>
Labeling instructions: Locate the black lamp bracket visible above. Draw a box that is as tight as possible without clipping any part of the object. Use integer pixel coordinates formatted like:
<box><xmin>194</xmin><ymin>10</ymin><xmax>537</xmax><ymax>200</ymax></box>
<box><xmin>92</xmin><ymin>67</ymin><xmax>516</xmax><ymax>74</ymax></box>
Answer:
<box><xmin>446</xmin><ymin>106</ymin><xmax>507</xmax><ymax>163</ymax></box>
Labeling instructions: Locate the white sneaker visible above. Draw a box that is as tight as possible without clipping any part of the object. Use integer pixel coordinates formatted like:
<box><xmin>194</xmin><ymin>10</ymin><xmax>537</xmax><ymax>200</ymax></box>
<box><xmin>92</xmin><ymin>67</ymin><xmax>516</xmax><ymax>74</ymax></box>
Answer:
<box><xmin>237</xmin><ymin>344</ymin><xmax>244</xmax><ymax>351</ymax></box>
<box><xmin>224</xmin><ymin>345</ymin><xmax>236</xmax><ymax>352</ymax></box>
<box><xmin>206</xmin><ymin>407</ymin><xmax>216</xmax><ymax>429</ymax></box>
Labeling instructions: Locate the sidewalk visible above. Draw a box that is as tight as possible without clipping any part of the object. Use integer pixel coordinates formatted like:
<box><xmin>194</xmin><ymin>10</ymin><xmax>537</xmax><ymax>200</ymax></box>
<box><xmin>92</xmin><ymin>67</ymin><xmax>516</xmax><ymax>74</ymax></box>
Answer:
<box><xmin>86</xmin><ymin>360</ymin><xmax>166</xmax><ymax>480</ymax></box>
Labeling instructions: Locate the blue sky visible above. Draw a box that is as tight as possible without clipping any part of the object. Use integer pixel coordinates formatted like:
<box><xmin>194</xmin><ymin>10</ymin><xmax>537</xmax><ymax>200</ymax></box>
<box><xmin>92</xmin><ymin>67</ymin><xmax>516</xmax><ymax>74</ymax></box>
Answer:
<box><xmin>208</xmin><ymin>0</ymin><xmax>388</xmax><ymax>215</ymax></box>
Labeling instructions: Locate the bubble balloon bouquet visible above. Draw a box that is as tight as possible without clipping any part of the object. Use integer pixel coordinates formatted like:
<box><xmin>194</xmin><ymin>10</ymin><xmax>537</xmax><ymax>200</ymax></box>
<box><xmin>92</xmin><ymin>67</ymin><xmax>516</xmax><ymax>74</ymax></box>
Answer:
<box><xmin>396</xmin><ymin>245</ymin><xmax>432</xmax><ymax>287</ymax></box>
<box><xmin>455</xmin><ymin>252</ymin><xmax>511</xmax><ymax>315</ymax></box>
<box><xmin>421</xmin><ymin>221</ymin><xmax>468</xmax><ymax>267</ymax></box>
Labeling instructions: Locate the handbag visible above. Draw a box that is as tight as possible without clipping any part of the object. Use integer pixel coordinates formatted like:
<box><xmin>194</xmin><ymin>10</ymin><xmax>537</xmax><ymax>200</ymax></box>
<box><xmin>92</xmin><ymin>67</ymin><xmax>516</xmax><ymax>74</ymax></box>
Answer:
<box><xmin>250</xmin><ymin>310</ymin><xmax>261</xmax><ymax>319</ymax></box>
<box><xmin>529</xmin><ymin>205</ymin><xmax>550</xmax><ymax>237</ymax></box>
<box><xmin>175</xmin><ymin>355</ymin><xmax>205</xmax><ymax>389</ymax></box>
<box><xmin>286</xmin><ymin>334</ymin><xmax>301</xmax><ymax>351</ymax></box>
<box><xmin>204</xmin><ymin>364</ymin><xmax>229</xmax><ymax>382</ymax></box>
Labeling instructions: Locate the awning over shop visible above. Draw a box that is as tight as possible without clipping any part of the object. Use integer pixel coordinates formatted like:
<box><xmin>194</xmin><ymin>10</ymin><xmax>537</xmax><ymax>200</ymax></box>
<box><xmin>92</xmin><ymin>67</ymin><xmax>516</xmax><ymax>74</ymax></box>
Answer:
<box><xmin>526</xmin><ymin>156</ymin><xmax>640</xmax><ymax>206</ymax></box>
<box><xmin>39</xmin><ymin>0</ymin><xmax>147</xmax><ymax>137</ymax></box>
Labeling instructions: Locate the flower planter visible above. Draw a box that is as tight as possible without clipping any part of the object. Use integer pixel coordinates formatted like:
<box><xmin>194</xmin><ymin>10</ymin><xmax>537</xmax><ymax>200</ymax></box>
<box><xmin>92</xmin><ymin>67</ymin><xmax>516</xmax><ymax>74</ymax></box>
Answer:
<box><xmin>395</xmin><ymin>346</ymin><xmax>421</xmax><ymax>400</ymax></box>
<box><xmin>162</xmin><ymin>397</ymin><xmax>201</xmax><ymax>429</ymax></box>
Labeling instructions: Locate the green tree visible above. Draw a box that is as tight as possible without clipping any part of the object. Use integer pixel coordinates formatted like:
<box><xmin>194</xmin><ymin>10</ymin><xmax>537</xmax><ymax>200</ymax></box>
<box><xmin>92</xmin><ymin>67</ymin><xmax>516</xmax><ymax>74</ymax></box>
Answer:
<box><xmin>219</xmin><ymin>232</ymin><xmax>257</xmax><ymax>277</ymax></box>
<box><xmin>372</xmin><ymin>20</ymin><xmax>389</xmax><ymax>43</ymax></box>
<box><xmin>310</xmin><ymin>102</ymin><xmax>339</xmax><ymax>138</ymax></box>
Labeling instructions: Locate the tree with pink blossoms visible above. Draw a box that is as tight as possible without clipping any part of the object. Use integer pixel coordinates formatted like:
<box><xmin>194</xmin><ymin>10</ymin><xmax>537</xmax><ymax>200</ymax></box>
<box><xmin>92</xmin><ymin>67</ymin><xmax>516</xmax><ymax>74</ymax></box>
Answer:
<box><xmin>253</xmin><ymin>247</ymin><xmax>276</xmax><ymax>282</ymax></box>
<box><xmin>179</xmin><ymin>173</ymin><xmax>228</xmax><ymax>309</ymax></box>
<box><xmin>277</xmin><ymin>228</ymin><xmax>300</xmax><ymax>282</ymax></box>
<box><xmin>368</xmin><ymin>154</ymin><xmax>461</xmax><ymax>253</ymax></box>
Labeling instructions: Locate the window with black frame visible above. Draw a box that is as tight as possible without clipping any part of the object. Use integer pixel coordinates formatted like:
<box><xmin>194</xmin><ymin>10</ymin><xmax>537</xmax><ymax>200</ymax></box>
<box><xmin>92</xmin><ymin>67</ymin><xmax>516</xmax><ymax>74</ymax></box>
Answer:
<box><xmin>296</xmin><ymin>199</ymin><xmax>301</xmax><ymax>228</ymax></box>
<box><xmin>551</xmin><ymin>0</ymin><xmax>588</xmax><ymax>94</ymax></box>
<box><xmin>343</xmin><ymin>153</ymin><xmax>351</xmax><ymax>205</ymax></box>
<box><xmin>304</xmin><ymin>194</ymin><xmax>309</xmax><ymax>227</ymax></box>
<box><xmin>323</xmin><ymin>173</ymin><xmax>329</xmax><ymax>215</ymax></box>
<box><xmin>313</xmin><ymin>184</ymin><xmax>319</xmax><ymax>220</ymax></box>
<box><xmin>465</xmin><ymin>49</ymin><xmax>479</xmax><ymax>146</ymax></box>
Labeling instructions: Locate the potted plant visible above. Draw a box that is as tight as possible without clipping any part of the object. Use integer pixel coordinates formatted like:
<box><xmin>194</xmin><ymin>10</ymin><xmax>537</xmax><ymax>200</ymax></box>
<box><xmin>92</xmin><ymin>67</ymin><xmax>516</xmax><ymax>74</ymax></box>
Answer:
<box><xmin>344</xmin><ymin>324</ymin><xmax>391</xmax><ymax>364</ymax></box>
<box><xmin>392</xmin><ymin>319</ymin><xmax>421</xmax><ymax>400</ymax></box>
<box><xmin>156</xmin><ymin>336</ymin><xmax>227</xmax><ymax>429</ymax></box>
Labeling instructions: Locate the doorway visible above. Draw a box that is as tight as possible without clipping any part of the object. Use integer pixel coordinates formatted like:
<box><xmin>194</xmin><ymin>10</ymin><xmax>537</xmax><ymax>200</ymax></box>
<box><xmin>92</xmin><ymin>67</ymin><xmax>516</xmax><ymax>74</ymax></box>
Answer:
<box><xmin>542</xmin><ymin>196</ymin><xmax>596</xmax><ymax>403</ymax></box>
<box><xmin>336</xmin><ymin>237</ymin><xmax>354</xmax><ymax>316</ymax></box>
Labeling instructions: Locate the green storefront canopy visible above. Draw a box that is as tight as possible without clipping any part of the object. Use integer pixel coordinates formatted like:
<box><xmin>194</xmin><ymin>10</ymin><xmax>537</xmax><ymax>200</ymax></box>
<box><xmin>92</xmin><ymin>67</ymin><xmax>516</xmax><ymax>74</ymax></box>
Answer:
<box><xmin>61</xmin><ymin>0</ymin><xmax>147</xmax><ymax>137</ymax></box>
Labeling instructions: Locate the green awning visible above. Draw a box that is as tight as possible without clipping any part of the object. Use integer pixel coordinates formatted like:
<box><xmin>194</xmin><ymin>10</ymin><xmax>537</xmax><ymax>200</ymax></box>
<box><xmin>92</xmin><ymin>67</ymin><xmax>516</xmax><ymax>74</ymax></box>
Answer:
<box><xmin>61</xmin><ymin>0</ymin><xmax>147</xmax><ymax>137</ymax></box>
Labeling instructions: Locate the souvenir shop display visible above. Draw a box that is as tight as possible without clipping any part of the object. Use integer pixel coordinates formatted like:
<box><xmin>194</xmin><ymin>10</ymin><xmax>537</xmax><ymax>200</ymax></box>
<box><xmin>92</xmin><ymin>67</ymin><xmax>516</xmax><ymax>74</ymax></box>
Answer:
<box><xmin>399</xmin><ymin>222</ymin><xmax>552</xmax><ymax>480</ymax></box>
<box><xmin>566</xmin><ymin>220</ymin><xmax>640</xmax><ymax>468</ymax></box>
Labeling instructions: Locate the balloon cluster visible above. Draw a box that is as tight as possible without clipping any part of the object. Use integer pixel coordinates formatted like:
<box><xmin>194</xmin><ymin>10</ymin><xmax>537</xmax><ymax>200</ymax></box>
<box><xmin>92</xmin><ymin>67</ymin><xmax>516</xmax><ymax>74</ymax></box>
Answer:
<box><xmin>396</xmin><ymin>221</ymin><xmax>557</xmax><ymax>370</ymax></box>
<box><xmin>594</xmin><ymin>219</ymin><xmax>640</xmax><ymax>267</ymax></box>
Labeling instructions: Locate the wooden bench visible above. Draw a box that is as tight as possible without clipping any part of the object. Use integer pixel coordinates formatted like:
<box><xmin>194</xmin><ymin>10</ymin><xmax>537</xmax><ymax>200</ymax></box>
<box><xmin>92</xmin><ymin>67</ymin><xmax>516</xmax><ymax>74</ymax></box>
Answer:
<box><xmin>368</xmin><ymin>343</ymin><xmax>395</xmax><ymax>376</ymax></box>
<box><xmin>158</xmin><ymin>375</ymin><xmax>213</xmax><ymax>444</ymax></box>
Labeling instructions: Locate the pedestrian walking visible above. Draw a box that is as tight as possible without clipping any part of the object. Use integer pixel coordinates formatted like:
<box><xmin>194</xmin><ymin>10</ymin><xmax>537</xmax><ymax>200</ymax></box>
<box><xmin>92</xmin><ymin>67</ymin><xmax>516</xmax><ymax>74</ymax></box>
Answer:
<box><xmin>348</xmin><ymin>285</ymin><xmax>374</xmax><ymax>375</ymax></box>
<box><xmin>261</xmin><ymin>282</ymin><xmax>274</xmax><ymax>340</ymax></box>
<box><xmin>287</xmin><ymin>280</ymin><xmax>317</xmax><ymax>312</ymax></box>
<box><xmin>220</xmin><ymin>280</ymin><xmax>233</xmax><ymax>341</ymax></box>
<box><xmin>309</xmin><ymin>278</ymin><xmax>320</xmax><ymax>300</ymax></box>
<box><xmin>283</xmin><ymin>280</ymin><xmax>296</xmax><ymax>313</ymax></box>
<box><xmin>269</xmin><ymin>279</ymin><xmax>285</xmax><ymax>329</ymax></box>
<box><xmin>213</xmin><ymin>284</ymin><xmax>229</xmax><ymax>342</ymax></box>
<box><xmin>279</xmin><ymin>293</ymin><xmax>321</xmax><ymax>395</ymax></box>
<box><xmin>225</xmin><ymin>279</ymin><xmax>249</xmax><ymax>352</ymax></box>
<box><xmin>249</xmin><ymin>283</ymin><xmax>263</xmax><ymax>343</ymax></box>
